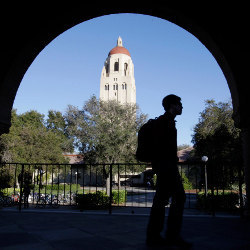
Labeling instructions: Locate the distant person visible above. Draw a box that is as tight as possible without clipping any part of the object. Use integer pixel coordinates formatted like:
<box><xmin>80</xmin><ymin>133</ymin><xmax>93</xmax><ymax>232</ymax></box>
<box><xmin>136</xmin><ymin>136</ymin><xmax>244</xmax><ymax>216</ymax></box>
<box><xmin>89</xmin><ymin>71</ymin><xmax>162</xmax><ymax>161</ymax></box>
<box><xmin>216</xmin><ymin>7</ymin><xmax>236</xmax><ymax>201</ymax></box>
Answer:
<box><xmin>19</xmin><ymin>171</ymin><xmax>32</xmax><ymax>208</ymax></box>
<box><xmin>146</xmin><ymin>94</ymin><xmax>192</xmax><ymax>248</ymax></box>
<box><xmin>23</xmin><ymin>171</ymin><xmax>32</xmax><ymax>208</ymax></box>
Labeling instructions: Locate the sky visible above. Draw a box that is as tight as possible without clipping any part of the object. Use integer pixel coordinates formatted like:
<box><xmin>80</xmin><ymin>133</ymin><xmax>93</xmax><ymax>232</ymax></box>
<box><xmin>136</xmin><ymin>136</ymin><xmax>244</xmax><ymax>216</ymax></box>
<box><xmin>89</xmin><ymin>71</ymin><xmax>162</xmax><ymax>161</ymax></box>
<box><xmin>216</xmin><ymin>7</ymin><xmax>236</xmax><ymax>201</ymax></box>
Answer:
<box><xmin>13</xmin><ymin>14</ymin><xmax>231</xmax><ymax>146</ymax></box>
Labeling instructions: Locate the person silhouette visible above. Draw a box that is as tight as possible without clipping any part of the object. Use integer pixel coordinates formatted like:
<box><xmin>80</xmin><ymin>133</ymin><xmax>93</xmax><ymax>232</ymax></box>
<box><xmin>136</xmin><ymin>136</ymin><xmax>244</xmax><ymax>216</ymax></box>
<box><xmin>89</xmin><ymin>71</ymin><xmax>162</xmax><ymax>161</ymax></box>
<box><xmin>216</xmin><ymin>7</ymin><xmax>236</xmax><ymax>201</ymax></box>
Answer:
<box><xmin>146</xmin><ymin>94</ymin><xmax>192</xmax><ymax>248</ymax></box>
<box><xmin>18</xmin><ymin>171</ymin><xmax>32</xmax><ymax>208</ymax></box>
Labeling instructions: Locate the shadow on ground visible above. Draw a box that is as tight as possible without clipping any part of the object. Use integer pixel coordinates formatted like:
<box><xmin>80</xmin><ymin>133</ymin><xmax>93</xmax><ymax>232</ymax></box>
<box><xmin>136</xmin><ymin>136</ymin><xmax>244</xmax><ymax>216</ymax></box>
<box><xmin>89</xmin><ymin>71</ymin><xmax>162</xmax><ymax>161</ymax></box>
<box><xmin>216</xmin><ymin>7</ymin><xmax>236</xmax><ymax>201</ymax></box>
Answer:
<box><xmin>0</xmin><ymin>207</ymin><xmax>250</xmax><ymax>249</ymax></box>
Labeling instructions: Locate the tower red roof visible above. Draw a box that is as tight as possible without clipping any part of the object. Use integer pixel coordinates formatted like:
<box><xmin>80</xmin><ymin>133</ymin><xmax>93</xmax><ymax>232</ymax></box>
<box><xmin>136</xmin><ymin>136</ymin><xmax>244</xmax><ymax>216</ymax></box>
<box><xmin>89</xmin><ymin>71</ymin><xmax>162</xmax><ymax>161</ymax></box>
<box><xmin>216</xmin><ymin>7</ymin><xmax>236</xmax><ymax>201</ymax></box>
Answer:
<box><xmin>109</xmin><ymin>46</ymin><xmax>131</xmax><ymax>57</ymax></box>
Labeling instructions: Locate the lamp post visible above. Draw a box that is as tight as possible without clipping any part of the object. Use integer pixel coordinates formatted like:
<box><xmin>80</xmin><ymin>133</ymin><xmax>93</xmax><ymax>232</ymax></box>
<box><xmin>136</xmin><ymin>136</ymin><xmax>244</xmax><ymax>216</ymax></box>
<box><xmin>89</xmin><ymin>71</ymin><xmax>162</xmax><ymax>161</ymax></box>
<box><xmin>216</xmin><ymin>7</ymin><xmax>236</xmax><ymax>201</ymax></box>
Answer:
<box><xmin>202</xmin><ymin>156</ymin><xmax>208</xmax><ymax>197</ymax></box>
<box><xmin>75</xmin><ymin>172</ymin><xmax>78</xmax><ymax>186</ymax></box>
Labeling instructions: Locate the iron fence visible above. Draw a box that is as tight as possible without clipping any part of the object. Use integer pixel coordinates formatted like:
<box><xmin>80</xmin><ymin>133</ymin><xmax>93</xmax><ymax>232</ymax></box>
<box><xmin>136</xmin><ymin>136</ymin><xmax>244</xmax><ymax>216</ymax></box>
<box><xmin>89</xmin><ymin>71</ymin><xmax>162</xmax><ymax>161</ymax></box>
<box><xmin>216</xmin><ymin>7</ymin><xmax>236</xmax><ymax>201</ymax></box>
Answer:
<box><xmin>0</xmin><ymin>161</ymin><xmax>246</xmax><ymax>215</ymax></box>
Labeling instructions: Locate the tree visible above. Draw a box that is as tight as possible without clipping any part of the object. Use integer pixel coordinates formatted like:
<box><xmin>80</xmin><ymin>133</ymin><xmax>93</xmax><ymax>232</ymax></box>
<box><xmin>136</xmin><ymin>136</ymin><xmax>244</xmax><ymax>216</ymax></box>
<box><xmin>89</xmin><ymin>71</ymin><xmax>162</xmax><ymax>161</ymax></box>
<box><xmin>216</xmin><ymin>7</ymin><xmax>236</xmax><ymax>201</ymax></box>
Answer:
<box><xmin>191</xmin><ymin>99</ymin><xmax>242</xmax><ymax>189</ymax></box>
<box><xmin>65</xmin><ymin>96</ymin><xmax>147</xmax><ymax>194</ymax></box>
<box><xmin>46</xmin><ymin>110</ymin><xmax>74</xmax><ymax>153</ymax></box>
<box><xmin>65</xmin><ymin>95</ymin><xmax>147</xmax><ymax>164</ymax></box>
<box><xmin>0</xmin><ymin>110</ymin><xmax>70</xmax><ymax>163</ymax></box>
<box><xmin>0</xmin><ymin>166</ymin><xmax>13</xmax><ymax>192</ymax></box>
<box><xmin>192</xmin><ymin>99</ymin><xmax>241</xmax><ymax>158</ymax></box>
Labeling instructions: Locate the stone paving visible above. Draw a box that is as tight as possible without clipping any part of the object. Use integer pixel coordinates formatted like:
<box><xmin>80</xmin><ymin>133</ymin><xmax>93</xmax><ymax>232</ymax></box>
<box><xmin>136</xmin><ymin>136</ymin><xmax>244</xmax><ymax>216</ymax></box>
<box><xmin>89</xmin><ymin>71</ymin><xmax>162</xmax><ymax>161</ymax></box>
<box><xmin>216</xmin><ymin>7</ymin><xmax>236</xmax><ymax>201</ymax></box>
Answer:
<box><xmin>0</xmin><ymin>207</ymin><xmax>250</xmax><ymax>249</ymax></box>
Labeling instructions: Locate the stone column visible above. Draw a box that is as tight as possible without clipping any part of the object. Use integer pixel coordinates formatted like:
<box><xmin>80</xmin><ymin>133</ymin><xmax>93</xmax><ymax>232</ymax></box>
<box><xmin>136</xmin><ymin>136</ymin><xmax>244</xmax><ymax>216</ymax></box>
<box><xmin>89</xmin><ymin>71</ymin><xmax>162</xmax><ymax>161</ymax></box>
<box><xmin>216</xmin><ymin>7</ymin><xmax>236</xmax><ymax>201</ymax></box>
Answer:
<box><xmin>234</xmin><ymin>106</ymin><xmax>250</xmax><ymax>217</ymax></box>
<box><xmin>241</xmin><ymin>128</ymin><xmax>250</xmax><ymax>216</ymax></box>
<box><xmin>0</xmin><ymin>122</ymin><xmax>10</xmax><ymax>136</ymax></box>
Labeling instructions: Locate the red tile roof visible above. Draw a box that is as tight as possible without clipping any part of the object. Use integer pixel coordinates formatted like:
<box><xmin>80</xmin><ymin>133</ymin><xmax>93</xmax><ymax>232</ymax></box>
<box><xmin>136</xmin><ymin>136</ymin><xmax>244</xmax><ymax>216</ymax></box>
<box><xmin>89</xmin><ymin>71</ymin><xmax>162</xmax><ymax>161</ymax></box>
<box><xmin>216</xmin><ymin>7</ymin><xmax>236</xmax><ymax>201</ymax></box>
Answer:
<box><xmin>109</xmin><ymin>46</ymin><xmax>131</xmax><ymax>57</ymax></box>
<box><xmin>177</xmin><ymin>147</ymin><xmax>194</xmax><ymax>162</ymax></box>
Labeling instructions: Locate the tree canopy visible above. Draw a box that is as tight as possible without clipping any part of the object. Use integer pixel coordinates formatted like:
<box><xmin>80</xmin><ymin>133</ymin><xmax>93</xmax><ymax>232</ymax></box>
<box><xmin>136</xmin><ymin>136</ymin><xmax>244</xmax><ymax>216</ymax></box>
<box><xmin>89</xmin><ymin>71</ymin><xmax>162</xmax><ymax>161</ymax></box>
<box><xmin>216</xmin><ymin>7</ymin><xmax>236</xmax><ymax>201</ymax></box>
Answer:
<box><xmin>65</xmin><ymin>95</ymin><xmax>147</xmax><ymax>164</ymax></box>
<box><xmin>0</xmin><ymin>97</ymin><xmax>148</xmax><ymax>165</ymax></box>
<box><xmin>0</xmin><ymin>110</ymin><xmax>72</xmax><ymax>163</ymax></box>
<box><xmin>191</xmin><ymin>99</ymin><xmax>242</xmax><ymax>169</ymax></box>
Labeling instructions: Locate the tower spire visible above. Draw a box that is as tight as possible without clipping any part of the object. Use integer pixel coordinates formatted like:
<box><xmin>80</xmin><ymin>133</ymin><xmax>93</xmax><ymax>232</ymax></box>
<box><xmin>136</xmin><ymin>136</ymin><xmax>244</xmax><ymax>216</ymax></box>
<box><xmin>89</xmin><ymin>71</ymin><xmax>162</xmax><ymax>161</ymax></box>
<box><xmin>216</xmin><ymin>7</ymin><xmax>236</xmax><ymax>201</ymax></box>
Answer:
<box><xmin>117</xmin><ymin>36</ymin><xmax>123</xmax><ymax>47</ymax></box>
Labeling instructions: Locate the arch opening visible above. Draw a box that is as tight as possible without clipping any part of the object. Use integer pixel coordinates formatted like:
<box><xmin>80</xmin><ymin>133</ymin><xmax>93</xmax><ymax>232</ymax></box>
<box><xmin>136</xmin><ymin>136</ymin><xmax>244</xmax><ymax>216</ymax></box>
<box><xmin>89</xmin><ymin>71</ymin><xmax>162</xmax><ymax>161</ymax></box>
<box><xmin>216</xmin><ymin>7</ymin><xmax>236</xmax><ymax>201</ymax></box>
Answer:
<box><xmin>0</xmin><ymin>12</ymin><xmax>239</xmax><ymax>137</ymax></box>
<box><xmin>0</xmin><ymin>8</ymin><xmax>248</xmax><ymax>213</ymax></box>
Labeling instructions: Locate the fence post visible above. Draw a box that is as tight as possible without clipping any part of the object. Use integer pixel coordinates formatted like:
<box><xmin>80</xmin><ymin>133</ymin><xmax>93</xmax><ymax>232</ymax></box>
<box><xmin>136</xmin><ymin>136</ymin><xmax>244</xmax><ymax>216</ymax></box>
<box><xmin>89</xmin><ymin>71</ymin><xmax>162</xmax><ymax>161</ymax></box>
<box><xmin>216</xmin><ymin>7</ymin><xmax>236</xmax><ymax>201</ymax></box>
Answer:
<box><xmin>19</xmin><ymin>164</ymin><xmax>24</xmax><ymax>212</ymax></box>
<box><xmin>109</xmin><ymin>164</ymin><xmax>113</xmax><ymax>214</ymax></box>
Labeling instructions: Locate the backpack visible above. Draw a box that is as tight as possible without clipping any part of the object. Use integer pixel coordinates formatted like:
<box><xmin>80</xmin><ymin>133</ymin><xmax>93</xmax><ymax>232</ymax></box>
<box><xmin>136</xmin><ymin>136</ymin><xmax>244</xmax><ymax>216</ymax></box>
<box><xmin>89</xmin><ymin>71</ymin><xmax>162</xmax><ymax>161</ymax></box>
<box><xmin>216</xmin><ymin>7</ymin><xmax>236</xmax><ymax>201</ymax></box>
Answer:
<box><xmin>136</xmin><ymin>118</ymin><xmax>157</xmax><ymax>162</ymax></box>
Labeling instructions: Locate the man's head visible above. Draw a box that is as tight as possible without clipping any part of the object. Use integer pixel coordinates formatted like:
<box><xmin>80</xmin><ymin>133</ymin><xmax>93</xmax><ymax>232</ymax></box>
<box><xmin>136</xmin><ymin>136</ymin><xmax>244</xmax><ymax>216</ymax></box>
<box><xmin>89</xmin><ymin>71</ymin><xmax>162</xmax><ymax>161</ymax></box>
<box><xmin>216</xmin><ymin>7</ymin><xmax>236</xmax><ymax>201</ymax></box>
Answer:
<box><xmin>162</xmin><ymin>94</ymin><xmax>183</xmax><ymax>116</ymax></box>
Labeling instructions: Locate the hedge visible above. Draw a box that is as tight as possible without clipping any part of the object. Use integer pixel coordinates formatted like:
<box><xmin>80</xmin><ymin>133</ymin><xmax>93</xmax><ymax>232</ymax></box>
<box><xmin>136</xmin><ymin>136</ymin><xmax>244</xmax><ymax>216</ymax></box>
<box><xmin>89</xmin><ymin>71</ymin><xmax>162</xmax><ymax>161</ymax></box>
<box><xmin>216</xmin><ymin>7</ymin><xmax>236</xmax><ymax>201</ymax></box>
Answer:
<box><xmin>34</xmin><ymin>184</ymin><xmax>81</xmax><ymax>192</ymax></box>
<box><xmin>197</xmin><ymin>191</ymin><xmax>239</xmax><ymax>211</ymax></box>
<box><xmin>76</xmin><ymin>191</ymin><xmax>109</xmax><ymax>209</ymax></box>
<box><xmin>76</xmin><ymin>190</ymin><xmax>127</xmax><ymax>209</ymax></box>
<box><xmin>112</xmin><ymin>190</ymin><xmax>127</xmax><ymax>204</ymax></box>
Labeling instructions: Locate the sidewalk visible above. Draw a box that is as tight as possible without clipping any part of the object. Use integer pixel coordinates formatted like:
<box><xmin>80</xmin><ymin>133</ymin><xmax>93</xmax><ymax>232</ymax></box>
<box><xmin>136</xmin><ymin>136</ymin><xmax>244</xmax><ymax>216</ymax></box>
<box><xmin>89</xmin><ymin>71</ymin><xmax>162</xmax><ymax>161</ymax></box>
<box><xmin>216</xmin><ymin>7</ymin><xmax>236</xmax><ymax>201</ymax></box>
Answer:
<box><xmin>0</xmin><ymin>207</ymin><xmax>250</xmax><ymax>249</ymax></box>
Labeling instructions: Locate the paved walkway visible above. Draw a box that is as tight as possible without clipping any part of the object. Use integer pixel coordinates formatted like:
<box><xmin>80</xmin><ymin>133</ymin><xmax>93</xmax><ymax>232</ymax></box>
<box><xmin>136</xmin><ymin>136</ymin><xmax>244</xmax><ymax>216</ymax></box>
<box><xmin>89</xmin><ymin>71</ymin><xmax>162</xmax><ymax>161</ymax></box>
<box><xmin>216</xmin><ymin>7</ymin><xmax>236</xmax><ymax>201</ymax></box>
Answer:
<box><xmin>0</xmin><ymin>207</ymin><xmax>250</xmax><ymax>249</ymax></box>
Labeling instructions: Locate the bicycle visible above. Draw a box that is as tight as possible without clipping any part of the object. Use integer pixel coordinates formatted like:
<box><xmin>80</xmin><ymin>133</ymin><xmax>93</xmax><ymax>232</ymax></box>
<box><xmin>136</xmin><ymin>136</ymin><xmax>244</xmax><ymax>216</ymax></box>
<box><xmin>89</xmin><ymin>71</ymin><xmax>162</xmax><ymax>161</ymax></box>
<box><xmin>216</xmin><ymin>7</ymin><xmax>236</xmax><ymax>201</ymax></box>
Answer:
<box><xmin>35</xmin><ymin>194</ymin><xmax>60</xmax><ymax>208</ymax></box>
<box><xmin>0</xmin><ymin>195</ymin><xmax>14</xmax><ymax>208</ymax></box>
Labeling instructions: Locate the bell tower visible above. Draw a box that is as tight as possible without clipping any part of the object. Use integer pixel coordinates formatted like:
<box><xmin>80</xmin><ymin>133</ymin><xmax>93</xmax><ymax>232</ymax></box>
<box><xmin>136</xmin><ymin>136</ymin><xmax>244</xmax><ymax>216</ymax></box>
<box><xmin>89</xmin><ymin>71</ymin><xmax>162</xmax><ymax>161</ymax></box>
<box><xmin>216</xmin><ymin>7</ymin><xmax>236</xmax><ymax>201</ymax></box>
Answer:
<box><xmin>100</xmin><ymin>37</ymin><xmax>136</xmax><ymax>104</ymax></box>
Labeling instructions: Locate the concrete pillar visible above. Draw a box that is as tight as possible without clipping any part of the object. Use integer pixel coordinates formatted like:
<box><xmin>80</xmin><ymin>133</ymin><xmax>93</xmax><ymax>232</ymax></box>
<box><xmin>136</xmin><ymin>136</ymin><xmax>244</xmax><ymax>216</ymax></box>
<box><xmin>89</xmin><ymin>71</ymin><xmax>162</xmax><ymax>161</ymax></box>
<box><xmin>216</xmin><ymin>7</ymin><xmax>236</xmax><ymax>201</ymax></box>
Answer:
<box><xmin>0</xmin><ymin>122</ymin><xmax>10</xmax><ymax>135</ymax></box>
<box><xmin>0</xmin><ymin>98</ymin><xmax>12</xmax><ymax>135</ymax></box>
<box><xmin>241</xmin><ymin>128</ymin><xmax>250</xmax><ymax>216</ymax></box>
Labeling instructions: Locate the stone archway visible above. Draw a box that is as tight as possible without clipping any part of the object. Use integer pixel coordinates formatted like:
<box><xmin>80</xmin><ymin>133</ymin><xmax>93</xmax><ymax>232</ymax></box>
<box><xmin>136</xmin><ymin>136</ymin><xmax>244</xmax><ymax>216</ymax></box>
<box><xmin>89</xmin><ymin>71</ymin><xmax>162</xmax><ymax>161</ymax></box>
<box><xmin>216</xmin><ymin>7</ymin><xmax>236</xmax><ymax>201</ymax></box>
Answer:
<box><xmin>0</xmin><ymin>5</ymin><xmax>242</xmax><ymax>132</ymax></box>
<box><xmin>0</xmin><ymin>3</ymin><xmax>249</xmax><ymax>213</ymax></box>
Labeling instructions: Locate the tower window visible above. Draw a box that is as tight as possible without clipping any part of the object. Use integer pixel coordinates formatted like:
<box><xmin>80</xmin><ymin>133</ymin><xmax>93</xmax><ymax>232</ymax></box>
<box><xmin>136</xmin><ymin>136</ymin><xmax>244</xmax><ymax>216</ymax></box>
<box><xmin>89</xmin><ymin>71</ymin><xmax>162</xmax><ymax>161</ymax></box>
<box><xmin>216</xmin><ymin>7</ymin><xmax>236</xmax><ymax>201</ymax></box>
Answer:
<box><xmin>124</xmin><ymin>63</ymin><xmax>128</xmax><ymax>76</ymax></box>
<box><xmin>114</xmin><ymin>62</ymin><xmax>119</xmax><ymax>71</ymax></box>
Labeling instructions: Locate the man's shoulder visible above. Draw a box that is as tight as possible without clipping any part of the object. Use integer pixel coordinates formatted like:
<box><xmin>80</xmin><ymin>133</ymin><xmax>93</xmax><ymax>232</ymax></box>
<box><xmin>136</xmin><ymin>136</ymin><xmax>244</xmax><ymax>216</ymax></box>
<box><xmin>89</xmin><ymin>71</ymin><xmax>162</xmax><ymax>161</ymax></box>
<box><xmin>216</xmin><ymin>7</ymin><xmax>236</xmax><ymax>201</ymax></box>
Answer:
<box><xmin>155</xmin><ymin>114</ymin><xmax>169</xmax><ymax>124</ymax></box>
<box><xmin>154</xmin><ymin>114</ymin><xmax>176</xmax><ymax>129</ymax></box>
<box><xmin>150</xmin><ymin>115</ymin><xmax>165</xmax><ymax>131</ymax></box>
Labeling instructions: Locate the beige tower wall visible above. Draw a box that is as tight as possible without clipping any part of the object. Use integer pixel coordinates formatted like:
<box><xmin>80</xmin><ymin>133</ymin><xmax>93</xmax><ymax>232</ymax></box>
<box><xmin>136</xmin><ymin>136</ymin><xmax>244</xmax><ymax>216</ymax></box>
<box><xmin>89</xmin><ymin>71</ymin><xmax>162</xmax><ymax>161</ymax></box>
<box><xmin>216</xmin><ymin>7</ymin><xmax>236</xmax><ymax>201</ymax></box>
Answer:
<box><xmin>100</xmin><ymin>44</ymin><xmax>136</xmax><ymax>104</ymax></box>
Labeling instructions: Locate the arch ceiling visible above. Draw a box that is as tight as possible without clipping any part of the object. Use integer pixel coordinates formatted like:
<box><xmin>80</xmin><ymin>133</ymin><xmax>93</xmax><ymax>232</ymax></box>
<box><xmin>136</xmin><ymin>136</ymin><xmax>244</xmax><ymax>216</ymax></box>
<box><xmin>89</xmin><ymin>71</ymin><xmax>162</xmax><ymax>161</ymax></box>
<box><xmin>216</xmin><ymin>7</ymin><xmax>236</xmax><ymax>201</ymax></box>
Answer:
<box><xmin>0</xmin><ymin>3</ymin><xmax>247</xmax><ymax>132</ymax></box>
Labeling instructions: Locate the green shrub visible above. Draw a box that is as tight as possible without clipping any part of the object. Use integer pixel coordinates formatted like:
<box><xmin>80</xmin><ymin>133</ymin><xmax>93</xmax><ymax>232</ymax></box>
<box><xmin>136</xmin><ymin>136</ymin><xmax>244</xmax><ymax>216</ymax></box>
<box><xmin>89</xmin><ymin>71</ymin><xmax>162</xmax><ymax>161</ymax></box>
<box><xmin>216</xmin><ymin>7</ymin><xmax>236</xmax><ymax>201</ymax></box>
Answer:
<box><xmin>112</xmin><ymin>190</ymin><xmax>127</xmax><ymax>204</ymax></box>
<box><xmin>197</xmin><ymin>191</ymin><xmax>239</xmax><ymax>211</ymax></box>
<box><xmin>34</xmin><ymin>184</ymin><xmax>81</xmax><ymax>193</ymax></box>
<box><xmin>0</xmin><ymin>168</ymin><xmax>13</xmax><ymax>191</ymax></box>
<box><xmin>76</xmin><ymin>190</ymin><xmax>127</xmax><ymax>209</ymax></box>
<box><xmin>181</xmin><ymin>173</ymin><xmax>193</xmax><ymax>190</ymax></box>
<box><xmin>76</xmin><ymin>191</ymin><xmax>109</xmax><ymax>209</ymax></box>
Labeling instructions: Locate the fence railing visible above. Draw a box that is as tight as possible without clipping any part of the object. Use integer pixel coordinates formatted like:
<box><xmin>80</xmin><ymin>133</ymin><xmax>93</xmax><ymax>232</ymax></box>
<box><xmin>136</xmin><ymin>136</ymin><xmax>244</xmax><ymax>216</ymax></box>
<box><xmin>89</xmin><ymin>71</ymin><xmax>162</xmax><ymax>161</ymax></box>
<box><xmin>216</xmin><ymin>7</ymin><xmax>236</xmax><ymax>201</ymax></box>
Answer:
<box><xmin>0</xmin><ymin>161</ymin><xmax>246</xmax><ymax>215</ymax></box>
